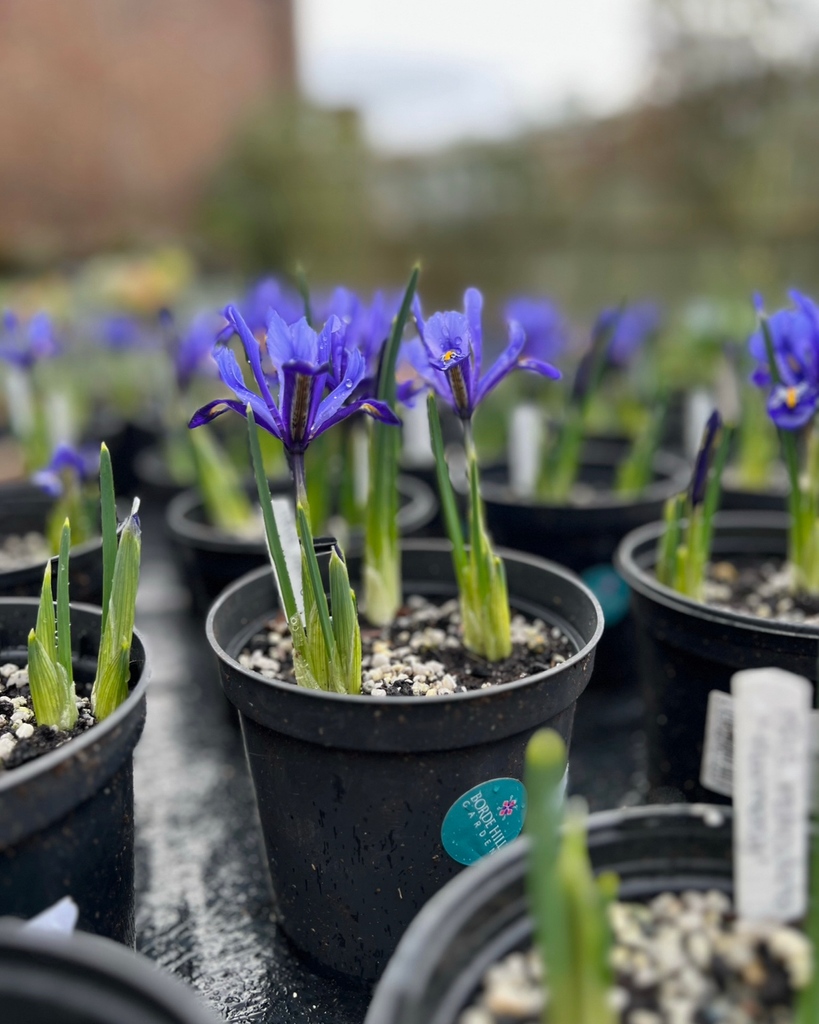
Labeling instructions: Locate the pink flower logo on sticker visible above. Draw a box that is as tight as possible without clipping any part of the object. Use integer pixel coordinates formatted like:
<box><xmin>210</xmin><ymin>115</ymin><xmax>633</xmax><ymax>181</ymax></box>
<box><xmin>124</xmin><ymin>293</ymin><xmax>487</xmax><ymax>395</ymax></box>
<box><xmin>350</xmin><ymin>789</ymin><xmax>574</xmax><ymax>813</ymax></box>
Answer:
<box><xmin>498</xmin><ymin>798</ymin><xmax>517</xmax><ymax>818</ymax></box>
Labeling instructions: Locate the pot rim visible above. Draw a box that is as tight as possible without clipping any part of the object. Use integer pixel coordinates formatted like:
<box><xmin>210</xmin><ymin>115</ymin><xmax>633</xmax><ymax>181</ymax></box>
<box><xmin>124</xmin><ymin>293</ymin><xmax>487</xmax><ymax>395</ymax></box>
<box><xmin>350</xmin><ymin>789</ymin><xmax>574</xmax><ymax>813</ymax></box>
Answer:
<box><xmin>0</xmin><ymin>534</ymin><xmax>102</xmax><ymax>580</ymax></box>
<box><xmin>166</xmin><ymin>473</ymin><xmax>437</xmax><ymax>551</ymax></box>
<box><xmin>0</xmin><ymin>921</ymin><xmax>217</xmax><ymax>1023</ymax></box>
<box><xmin>366</xmin><ymin>803</ymin><xmax>732</xmax><ymax>1023</ymax></box>
<box><xmin>614</xmin><ymin>510</ymin><xmax>819</xmax><ymax>640</ymax></box>
<box><xmin>475</xmin><ymin>441</ymin><xmax>689</xmax><ymax>511</ymax></box>
<box><xmin>0</xmin><ymin>598</ymin><xmax>150</xmax><ymax>794</ymax></box>
<box><xmin>205</xmin><ymin>537</ymin><xmax>604</xmax><ymax>709</ymax></box>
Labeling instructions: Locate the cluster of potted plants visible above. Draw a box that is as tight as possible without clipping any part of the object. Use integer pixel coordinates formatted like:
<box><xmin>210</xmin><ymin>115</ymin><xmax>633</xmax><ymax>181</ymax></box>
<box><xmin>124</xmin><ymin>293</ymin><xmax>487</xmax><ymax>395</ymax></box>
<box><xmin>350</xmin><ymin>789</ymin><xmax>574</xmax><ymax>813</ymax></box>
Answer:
<box><xmin>4</xmin><ymin>260</ymin><xmax>819</xmax><ymax>1022</ymax></box>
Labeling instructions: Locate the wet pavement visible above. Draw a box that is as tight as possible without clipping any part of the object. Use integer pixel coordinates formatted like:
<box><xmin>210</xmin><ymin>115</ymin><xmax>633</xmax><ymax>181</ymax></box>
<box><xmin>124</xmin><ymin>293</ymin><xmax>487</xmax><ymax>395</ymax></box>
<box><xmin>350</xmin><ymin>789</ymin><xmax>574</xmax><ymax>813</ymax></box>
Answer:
<box><xmin>132</xmin><ymin>505</ymin><xmax>647</xmax><ymax>1023</ymax></box>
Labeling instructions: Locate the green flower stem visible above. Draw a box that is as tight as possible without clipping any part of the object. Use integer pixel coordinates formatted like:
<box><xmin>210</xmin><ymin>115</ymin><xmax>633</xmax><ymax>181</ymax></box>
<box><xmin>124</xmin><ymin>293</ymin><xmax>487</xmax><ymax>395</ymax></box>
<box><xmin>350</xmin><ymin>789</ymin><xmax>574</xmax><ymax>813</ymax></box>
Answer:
<box><xmin>246</xmin><ymin>407</ymin><xmax>299</xmax><ymax>627</ymax></box>
<box><xmin>364</xmin><ymin>265</ymin><xmax>419</xmax><ymax>626</ymax></box>
<box><xmin>427</xmin><ymin>394</ymin><xmax>467</xmax><ymax>579</ymax></box>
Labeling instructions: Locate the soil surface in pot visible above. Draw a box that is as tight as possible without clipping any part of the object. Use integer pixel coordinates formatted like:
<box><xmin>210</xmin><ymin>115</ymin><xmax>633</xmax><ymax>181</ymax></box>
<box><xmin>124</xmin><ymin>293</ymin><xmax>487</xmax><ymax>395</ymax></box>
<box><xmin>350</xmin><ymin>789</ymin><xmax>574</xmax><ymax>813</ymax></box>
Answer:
<box><xmin>240</xmin><ymin>596</ymin><xmax>574</xmax><ymax>698</ymax></box>
<box><xmin>460</xmin><ymin>890</ymin><xmax>808</xmax><ymax>1024</ymax></box>
<box><xmin>703</xmin><ymin>560</ymin><xmax>819</xmax><ymax>625</ymax></box>
<box><xmin>0</xmin><ymin>663</ymin><xmax>96</xmax><ymax>770</ymax></box>
<box><xmin>0</xmin><ymin>532</ymin><xmax>51</xmax><ymax>572</ymax></box>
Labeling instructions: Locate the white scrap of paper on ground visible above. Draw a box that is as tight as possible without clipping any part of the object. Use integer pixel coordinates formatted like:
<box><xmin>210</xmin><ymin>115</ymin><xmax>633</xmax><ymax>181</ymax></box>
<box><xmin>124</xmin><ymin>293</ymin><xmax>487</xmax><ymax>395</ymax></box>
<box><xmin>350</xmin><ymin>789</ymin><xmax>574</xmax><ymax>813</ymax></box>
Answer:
<box><xmin>24</xmin><ymin>896</ymin><xmax>79</xmax><ymax>934</ymax></box>
<box><xmin>732</xmin><ymin>667</ymin><xmax>812</xmax><ymax>923</ymax></box>
<box><xmin>508</xmin><ymin>403</ymin><xmax>543</xmax><ymax>498</ymax></box>
<box><xmin>270</xmin><ymin>496</ymin><xmax>303</xmax><ymax>617</ymax></box>
<box><xmin>700</xmin><ymin>690</ymin><xmax>735</xmax><ymax>797</ymax></box>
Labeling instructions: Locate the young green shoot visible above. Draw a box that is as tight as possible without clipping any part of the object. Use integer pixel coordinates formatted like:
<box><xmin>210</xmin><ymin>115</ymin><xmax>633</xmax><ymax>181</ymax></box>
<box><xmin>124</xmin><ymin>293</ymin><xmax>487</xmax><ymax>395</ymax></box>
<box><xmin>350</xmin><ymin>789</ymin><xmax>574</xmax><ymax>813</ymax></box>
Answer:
<box><xmin>524</xmin><ymin>729</ymin><xmax>617</xmax><ymax>1024</ymax></box>
<box><xmin>189</xmin><ymin>426</ymin><xmax>255</xmax><ymax>536</ymax></box>
<box><xmin>655</xmin><ymin>410</ymin><xmax>732</xmax><ymax>601</ymax></box>
<box><xmin>363</xmin><ymin>265</ymin><xmax>419</xmax><ymax>626</ymax></box>
<box><xmin>27</xmin><ymin>520</ymin><xmax>78</xmax><ymax>731</ymax></box>
<box><xmin>91</xmin><ymin>499</ymin><xmax>142</xmax><ymax>720</ymax></box>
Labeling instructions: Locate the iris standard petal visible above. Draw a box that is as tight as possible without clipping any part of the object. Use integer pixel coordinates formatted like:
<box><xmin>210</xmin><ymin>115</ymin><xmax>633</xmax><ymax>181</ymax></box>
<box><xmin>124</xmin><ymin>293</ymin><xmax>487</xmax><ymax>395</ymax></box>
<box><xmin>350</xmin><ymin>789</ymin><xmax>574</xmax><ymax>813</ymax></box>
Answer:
<box><xmin>224</xmin><ymin>304</ymin><xmax>278</xmax><ymax>411</ymax></box>
<box><xmin>464</xmin><ymin>287</ymin><xmax>483</xmax><ymax>379</ymax></box>
<box><xmin>474</xmin><ymin>319</ymin><xmax>527</xmax><ymax>404</ymax></box>
<box><xmin>311</xmin><ymin>348</ymin><xmax>367</xmax><ymax>433</ymax></box>
<box><xmin>213</xmin><ymin>345</ymin><xmax>286</xmax><ymax>438</ymax></box>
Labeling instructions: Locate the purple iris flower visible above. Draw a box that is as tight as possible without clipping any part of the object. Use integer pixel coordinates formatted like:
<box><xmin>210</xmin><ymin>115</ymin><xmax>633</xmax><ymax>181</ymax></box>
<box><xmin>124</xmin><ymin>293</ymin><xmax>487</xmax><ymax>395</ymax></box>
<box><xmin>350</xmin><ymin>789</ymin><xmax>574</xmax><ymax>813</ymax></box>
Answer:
<box><xmin>410</xmin><ymin>288</ymin><xmax>560</xmax><ymax>420</ymax></box>
<box><xmin>32</xmin><ymin>442</ymin><xmax>99</xmax><ymax>498</ymax></box>
<box><xmin>167</xmin><ymin>311</ymin><xmax>220</xmax><ymax>392</ymax></box>
<box><xmin>689</xmin><ymin>410</ymin><xmax>721</xmax><ymax>507</ymax></box>
<box><xmin>96</xmin><ymin>314</ymin><xmax>148</xmax><ymax>351</ymax></box>
<box><xmin>189</xmin><ymin>305</ymin><xmax>400</xmax><ymax>455</ymax></box>
<box><xmin>0</xmin><ymin>311</ymin><xmax>59</xmax><ymax>369</ymax></box>
<box><xmin>595</xmin><ymin>301</ymin><xmax>662</xmax><ymax>367</ymax></box>
<box><xmin>503</xmin><ymin>296</ymin><xmax>567</xmax><ymax>364</ymax></box>
<box><xmin>238</xmin><ymin>276</ymin><xmax>304</xmax><ymax>337</ymax></box>
<box><xmin>749</xmin><ymin>291</ymin><xmax>819</xmax><ymax>430</ymax></box>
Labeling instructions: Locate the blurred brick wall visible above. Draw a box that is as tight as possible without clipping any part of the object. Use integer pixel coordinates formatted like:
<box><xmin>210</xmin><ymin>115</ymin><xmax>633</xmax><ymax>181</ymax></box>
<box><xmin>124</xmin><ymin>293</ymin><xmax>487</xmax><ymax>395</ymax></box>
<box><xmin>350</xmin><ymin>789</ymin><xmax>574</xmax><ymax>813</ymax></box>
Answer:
<box><xmin>0</xmin><ymin>0</ymin><xmax>294</xmax><ymax>262</ymax></box>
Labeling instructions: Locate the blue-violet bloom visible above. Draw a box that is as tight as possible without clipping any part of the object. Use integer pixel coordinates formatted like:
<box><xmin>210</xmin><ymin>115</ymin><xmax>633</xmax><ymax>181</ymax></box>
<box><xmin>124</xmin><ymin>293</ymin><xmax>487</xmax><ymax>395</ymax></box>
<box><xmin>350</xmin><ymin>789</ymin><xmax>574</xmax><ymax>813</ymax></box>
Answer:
<box><xmin>32</xmin><ymin>442</ymin><xmax>99</xmax><ymax>497</ymax></box>
<box><xmin>503</xmin><ymin>296</ymin><xmax>567</xmax><ymax>365</ymax></box>
<box><xmin>411</xmin><ymin>288</ymin><xmax>560</xmax><ymax>420</ymax></box>
<box><xmin>189</xmin><ymin>305</ymin><xmax>399</xmax><ymax>455</ymax></box>
<box><xmin>0</xmin><ymin>311</ymin><xmax>59</xmax><ymax>369</ymax></box>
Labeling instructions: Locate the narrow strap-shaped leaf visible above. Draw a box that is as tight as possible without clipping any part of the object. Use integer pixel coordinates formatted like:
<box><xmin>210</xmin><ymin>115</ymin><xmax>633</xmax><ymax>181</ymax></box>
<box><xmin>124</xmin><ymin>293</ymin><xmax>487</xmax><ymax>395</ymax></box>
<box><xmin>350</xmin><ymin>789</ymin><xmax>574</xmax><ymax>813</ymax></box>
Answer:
<box><xmin>295</xmin><ymin>264</ymin><xmax>313</xmax><ymax>327</ymax></box>
<box><xmin>35</xmin><ymin>560</ymin><xmax>57</xmax><ymax>664</ymax></box>
<box><xmin>427</xmin><ymin>394</ymin><xmax>466</xmax><ymax>573</ymax></box>
<box><xmin>330</xmin><ymin>549</ymin><xmax>361</xmax><ymax>695</ymax></box>
<box><xmin>27</xmin><ymin>630</ymin><xmax>64</xmax><ymax>728</ymax></box>
<box><xmin>56</xmin><ymin>519</ymin><xmax>73</xmax><ymax>688</ymax></box>
<box><xmin>377</xmin><ymin>264</ymin><xmax>419</xmax><ymax>407</ymax></box>
<box><xmin>246</xmin><ymin>407</ymin><xmax>300</xmax><ymax>626</ymax></box>
<box><xmin>99</xmin><ymin>442</ymin><xmax>117</xmax><ymax>635</ymax></box>
<box><xmin>190</xmin><ymin>427</ymin><xmax>253</xmax><ymax>534</ymax></box>
<box><xmin>296</xmin><ymin>502</ymin><xmax>336</xmax><ymax>662</ymax></box>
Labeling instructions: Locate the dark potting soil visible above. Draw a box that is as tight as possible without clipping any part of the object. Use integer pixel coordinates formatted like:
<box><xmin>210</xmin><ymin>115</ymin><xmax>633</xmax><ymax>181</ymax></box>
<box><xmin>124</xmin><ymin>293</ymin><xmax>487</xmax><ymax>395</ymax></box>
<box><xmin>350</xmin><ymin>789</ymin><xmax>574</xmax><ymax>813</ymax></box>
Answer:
<box><xmin>0</xmin><ymin>663</ymin><xmax>95</xmax><ymax>771</ymax></box>
<box><xmin>459</xmin><ymin>890</ymin><xmax>808</xmax><ymax>1024</ymax></box>
<box><xmin>239</xmin><ymin>595</ymin><xmax>574</xmax><ymax>697</ymax></box>
<box><xmin>703</xmin><ymin>560</ymin><xmax>819</xmax><ymax>626</ymax></box>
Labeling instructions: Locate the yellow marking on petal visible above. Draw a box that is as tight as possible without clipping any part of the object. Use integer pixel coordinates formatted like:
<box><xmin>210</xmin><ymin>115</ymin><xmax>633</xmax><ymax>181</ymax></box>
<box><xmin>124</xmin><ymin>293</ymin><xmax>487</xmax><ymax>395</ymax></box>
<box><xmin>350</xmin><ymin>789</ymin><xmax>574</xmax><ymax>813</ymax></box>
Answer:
<box><xmin>442</xmin><ymin>349</ymin><xmax>457</xmax><ymax>363</ymax></box>
<box><xmin>787</xmin><ymin>387</ymin><xmax>798</xmax><ymax>409</ymax></box>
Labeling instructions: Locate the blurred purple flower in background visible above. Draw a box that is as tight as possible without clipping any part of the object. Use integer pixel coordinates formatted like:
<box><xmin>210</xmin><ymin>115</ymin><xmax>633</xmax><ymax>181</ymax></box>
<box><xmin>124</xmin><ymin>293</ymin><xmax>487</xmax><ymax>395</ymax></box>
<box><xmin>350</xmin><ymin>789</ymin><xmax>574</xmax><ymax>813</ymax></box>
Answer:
<box><xmin>749</xmin><ymin>291</ymin><xmax>819</xmax><ymax>430</ymax></box>
<box><xmin>32</xmin><ymin>442</ymin><xmax>99</xmax><ymax>497</ymax></box>
<box><xmin>503</xmin><ymin>296</ymin><xmax>567</xmax><ymax>365</ymax></box>
<box><xmin>0</xmin><ymin>311</ymin><xmax>59</xmax><ymax>369</ymax></box>
<box><xmin>411</xmin><ymin>287</ymin><xmax>560</xmax><ymax>420</ymax></box>
<box><xmin>596</xmin><ymin>301</ymin><xmax>662</xmax><ymax>367</ymax></box>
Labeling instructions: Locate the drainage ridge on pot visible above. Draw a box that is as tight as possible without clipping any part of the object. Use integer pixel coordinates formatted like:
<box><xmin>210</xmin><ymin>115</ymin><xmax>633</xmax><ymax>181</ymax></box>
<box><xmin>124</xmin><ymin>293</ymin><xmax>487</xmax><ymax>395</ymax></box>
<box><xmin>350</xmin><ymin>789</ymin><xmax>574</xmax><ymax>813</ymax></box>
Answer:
<box><xmin>206</xmin><ymin>538</ymin><xmax>603</xmax><ymax>982</ymax></box>
<box><xmin>0</xmin><ymin>920</ymin><xmax>219</xmax><ymax>1024</ymax></box>
<box><xmin>0</xmin><ymin>598</ymin><xmax>150</xmax><ymax>944</ymax></box>
<box><xmin>366</xmin><ymin>803</ymin><xmax>733</xmax><ymax>1024</ymax></box>
<box><xmin>615</xmin><ymin>510</ymin><xmax>818</xmax><ymax>803</ymax></box>
<box><xmin>167</xmin><ymin>473</ymin><xmax>438</xmax><ymax>617</ymax></box>
<box><xmin>0</xmin><ymin>488</ymin><xmax>104</xmax><ymax>604</ymax></box>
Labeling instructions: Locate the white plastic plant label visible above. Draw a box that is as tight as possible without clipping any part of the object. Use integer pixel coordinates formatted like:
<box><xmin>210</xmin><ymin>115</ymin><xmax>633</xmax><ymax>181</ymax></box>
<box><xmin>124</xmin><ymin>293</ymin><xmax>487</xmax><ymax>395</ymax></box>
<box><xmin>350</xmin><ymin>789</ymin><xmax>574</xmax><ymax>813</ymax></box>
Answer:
<box><xmin>508</xmin><ymin>403</ymin><xmax>543</xmax><ymax>497</ymax></box>
<box><xmin>24</xmin><ymin>896</ymin><xmax>79</xmax><ymax>934</ymax></box>
<box><xmin>732</xmin><ymin>667</ymin><xmax>812</xmax><ymax>923</ymax></box>
<box><xmin>700</xmin><ymin>690</ymin><xmax>735</xmax><ymax>797</ymax></box>
<box><xmin>269</xmin><ymin>495</ymin><xmax>303</xmax><ymax>616</ymax></box>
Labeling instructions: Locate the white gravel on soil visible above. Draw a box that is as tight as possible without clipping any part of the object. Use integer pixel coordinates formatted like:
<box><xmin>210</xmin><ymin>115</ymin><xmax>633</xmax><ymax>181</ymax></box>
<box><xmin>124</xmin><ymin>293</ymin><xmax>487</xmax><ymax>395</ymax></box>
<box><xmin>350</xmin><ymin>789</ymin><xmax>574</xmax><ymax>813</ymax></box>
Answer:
<box><xmin>459</xmin><ymin>890</ymin><xmax>811</xmax><ymax>1024</ymax></box>
<box><xmin>239</xmin><ymin>595</ymin><xmax>571</xmax><ymax>698</ymax></box>
<box><xmin>0</xmin><ymin>532</ymin><xmax>51</xmax><ymax>571</ymax></box>
<box><xmin>705</xmin><ymin>561</ymin><xmax>819</xmax><ymax>626</ymax></box>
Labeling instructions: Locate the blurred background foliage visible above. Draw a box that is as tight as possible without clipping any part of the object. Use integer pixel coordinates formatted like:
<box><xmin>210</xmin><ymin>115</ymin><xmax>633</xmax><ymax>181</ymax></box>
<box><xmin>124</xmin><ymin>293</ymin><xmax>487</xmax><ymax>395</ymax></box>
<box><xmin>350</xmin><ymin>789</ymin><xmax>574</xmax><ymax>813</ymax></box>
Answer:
<box><xmin>2</xmin><ymin>0</ymin><xmax>819</xmax><ymax>320</ymax></box>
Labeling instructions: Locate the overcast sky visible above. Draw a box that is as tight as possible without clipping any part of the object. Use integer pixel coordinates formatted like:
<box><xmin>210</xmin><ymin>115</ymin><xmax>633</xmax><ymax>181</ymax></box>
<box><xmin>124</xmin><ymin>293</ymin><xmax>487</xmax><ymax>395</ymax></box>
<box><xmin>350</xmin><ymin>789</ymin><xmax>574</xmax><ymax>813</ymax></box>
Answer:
<box><xmin>295</xmin><ymin>0</ymin><xmax>819</xmax><ymax>153</ymax></box>
<box><xmin>295</xmin><ymin>0</ymin><xmax>652</xmax><ymax>153</ymax></box>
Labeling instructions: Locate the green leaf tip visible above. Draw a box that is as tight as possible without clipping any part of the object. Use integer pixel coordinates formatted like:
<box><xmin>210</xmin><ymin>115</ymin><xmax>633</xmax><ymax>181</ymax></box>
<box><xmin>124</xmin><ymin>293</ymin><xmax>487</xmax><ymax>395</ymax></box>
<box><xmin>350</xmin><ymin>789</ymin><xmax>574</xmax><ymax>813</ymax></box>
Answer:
<box><xmin>526</xmin><ymin>728</ymin><xmax>567</xmax><ymax>773</ymax></box>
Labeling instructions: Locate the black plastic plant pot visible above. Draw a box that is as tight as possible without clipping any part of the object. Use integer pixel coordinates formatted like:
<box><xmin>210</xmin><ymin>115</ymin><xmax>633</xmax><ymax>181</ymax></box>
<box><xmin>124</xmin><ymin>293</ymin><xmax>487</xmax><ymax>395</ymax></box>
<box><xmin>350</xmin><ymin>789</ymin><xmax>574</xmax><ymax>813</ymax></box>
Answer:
<box><xmin>365</xmin><ymin>803</ymin><xmax>732</xmax><ymax>1024</ymax></box>
<box><xmin>133</xmin><ymin>445</ymin><xmax>192</xmax><ymax>509</ymax></box>
<box><xmin>0</xmin><ymin>486</ymin><xmax>104</xmax><ymax>603</ymax></box>
<box><xmin>167</xmin><ymin>473</ymin><xmax>438</xmax><ymax>618</ymax></box>
<box><xmin>480</xmin><ymin>440</ymin><xmax>686</xmax><ymax>693</ymax></box>
<box><xmin>615</xmin><ymin>511</ymin><xmax>818</xmax><ymax>803</ymax></box>
<box><xmin>206</xmin><ymin>540</ymin><xmax>603</xmax><ymax>982</ymax></box>
<box><xmin>0</xmin><ymin>599</ymin><xmax>149</xmax><ymax>944</ymax></box>
<box><xmin>0</xmin><ymin>920</ymin><xmax>218</xmax><ymax>1024</ymax></box>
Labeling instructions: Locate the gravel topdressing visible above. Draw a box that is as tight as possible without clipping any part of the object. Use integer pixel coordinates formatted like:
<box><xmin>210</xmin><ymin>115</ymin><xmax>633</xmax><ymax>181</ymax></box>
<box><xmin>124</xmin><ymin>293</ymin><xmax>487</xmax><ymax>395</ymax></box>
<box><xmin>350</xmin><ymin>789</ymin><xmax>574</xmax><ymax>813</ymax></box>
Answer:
<box><xmin>460</xmin><ymin>890</ymin><xmax>810</xmax><ymax>1024</ymax></box>
<box><xmin>0</xmin><ymin>662</ymin><xmax>95</xmax><ymax>771</ymax></box>
<box><xmin>704</xmin><ymin>560</ymin><xmax>819</xmax><ymax>626</ymax></box>
<box><xmin>239</xmin><ymin>595</ymin><xmax>575</xmax><ymax>697</ymax></box>
<box><xmin>0</xmin><ymin>531</ymin><xmax>51</xmax><ymax>572</ymax></box>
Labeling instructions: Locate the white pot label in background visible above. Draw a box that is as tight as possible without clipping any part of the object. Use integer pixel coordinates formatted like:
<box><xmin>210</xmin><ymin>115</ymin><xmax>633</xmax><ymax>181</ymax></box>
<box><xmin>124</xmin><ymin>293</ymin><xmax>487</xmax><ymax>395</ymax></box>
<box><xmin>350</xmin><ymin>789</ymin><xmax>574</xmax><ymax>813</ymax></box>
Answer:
<box><xmin>732</xmin><ymin>667</ymin><xmax>811</xmax><ymax>923</ymax></box>
<box><xmin>700</xmin><ymin>690</ymin><xmax>735</xmax><ymax>797</ymax></box>
<box><xmin>508</xmin><ymin>403</ymin><xmax>543</xmax><ymax>497</ymax></box>
<box><xmin>685</xmin><ymin>388</ymin><xmax>715</xmax><ymax>460</ymax></box>
<box><xmin>401</xmin><ymin>398</ymin><xmax>434</xmax><ymax>467</ymax></box>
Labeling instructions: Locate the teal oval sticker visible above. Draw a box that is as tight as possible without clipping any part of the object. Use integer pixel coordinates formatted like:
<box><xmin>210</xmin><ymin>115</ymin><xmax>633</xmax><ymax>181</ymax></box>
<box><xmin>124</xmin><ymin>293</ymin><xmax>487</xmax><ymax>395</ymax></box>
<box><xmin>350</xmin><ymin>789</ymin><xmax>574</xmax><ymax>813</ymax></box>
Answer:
<box><xmin>441</xmin><ymin>778</ymin><xmax>527</xmax><ymax>866</ymax></box>
<box><xmin>581</xmin><ymin>563</ymin><xmax>630</xmax><ymax>627</ymax></box>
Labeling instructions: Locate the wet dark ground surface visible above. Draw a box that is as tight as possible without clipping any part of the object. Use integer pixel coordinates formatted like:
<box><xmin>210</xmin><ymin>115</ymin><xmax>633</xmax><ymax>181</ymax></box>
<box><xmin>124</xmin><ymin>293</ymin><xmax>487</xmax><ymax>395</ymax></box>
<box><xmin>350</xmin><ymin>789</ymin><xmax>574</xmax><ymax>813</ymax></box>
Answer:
<box><xmin>132</xmin><ymin>507</ymin><xmax>647</xmax><ymax>1023</ymax></box>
